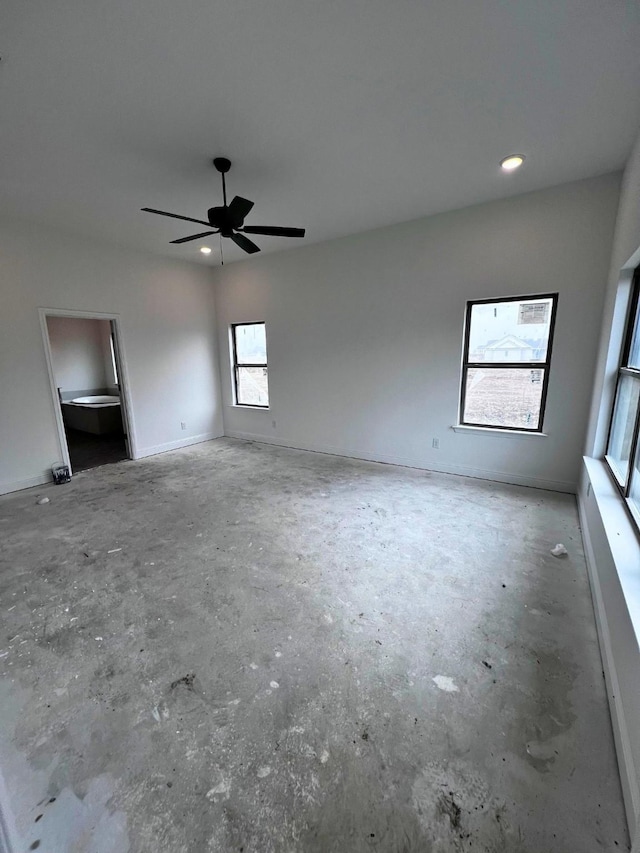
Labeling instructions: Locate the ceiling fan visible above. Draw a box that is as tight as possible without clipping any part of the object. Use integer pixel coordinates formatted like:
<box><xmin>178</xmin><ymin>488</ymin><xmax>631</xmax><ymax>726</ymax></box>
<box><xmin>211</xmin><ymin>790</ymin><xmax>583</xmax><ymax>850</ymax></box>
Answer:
<box><xmin>142</xmin><ymin>157</ymin><xmax>305</xmax><ymax>259</ymax></box>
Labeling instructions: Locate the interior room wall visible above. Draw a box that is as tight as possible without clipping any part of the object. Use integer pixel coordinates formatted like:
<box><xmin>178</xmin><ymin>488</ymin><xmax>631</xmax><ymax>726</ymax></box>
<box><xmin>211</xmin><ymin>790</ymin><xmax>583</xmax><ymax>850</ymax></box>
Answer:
<box><xmin>46</xmin><ymin>316</ymin><xmax>110</xmax><ymax>396</ymax></box>
<box><xmin>214</xmin><ymin>173</ymin><xmax>620</xmax><ymax>493</ymax></box>
<box><xmin>0</xmin><ymin>217</ymin><xmax>223</xmax><ymax>494</ymax></box>
<box><xmin>578</xmin><ymin>127</ymin><xmax>640</xmax><ymax>844</ymax></box>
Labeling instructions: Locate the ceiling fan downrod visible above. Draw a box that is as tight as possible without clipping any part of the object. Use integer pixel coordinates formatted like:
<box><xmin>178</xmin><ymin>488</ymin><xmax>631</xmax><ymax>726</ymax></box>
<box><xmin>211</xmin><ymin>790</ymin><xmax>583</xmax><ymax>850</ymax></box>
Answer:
<box><xmin>213</xmin><ymin>157</ymin><xmax>231</xmax><ymax>207</ymax></box>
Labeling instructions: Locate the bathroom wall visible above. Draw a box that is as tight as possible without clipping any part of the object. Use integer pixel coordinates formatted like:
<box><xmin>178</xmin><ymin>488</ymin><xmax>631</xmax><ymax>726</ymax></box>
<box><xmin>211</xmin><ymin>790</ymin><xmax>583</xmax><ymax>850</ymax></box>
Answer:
<box><xmin>46</xmin><ymin>316</ymin><xmax>112</xmax><ymax>397</ymax></box>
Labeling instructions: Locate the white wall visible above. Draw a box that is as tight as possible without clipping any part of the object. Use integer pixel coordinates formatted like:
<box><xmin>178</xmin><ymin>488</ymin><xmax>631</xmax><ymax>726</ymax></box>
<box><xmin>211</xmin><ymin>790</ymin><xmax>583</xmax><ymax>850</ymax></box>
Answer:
<box><xmin>578</xmin><ymin>128</ymin><xmax>640</xmax><ymax>846</ymax></box>
<box><xmin>214</xmin><ymin>173</ymin><xmax>620</xmax><ymax>492</ymax></box>
<box><xmin>46</xmin><ymin>316</ymin><xmax>110</xmax><ymax>394</ymax></box>
<box><xmin>0</xmin><ymin>217</ymin><xmax>223</xmax><ymax>494</ymax></box>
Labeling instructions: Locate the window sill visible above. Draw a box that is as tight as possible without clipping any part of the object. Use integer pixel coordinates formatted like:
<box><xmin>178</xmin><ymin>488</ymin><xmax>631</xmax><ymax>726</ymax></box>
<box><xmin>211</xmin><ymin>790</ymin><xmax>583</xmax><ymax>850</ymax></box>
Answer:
<box><xmin>451</xmin><ymin>425</ymin><xmax>548</xmax><ymax>439</ymax></box>
<box><xmin>583</xmin><ymin>457</ymin><xmax>640</xmax><ymax>632</ymax></box>
<box><xmin>228</xmin><ymin>404</ymin><xmax>270</xmax><ymax>411</ymax></box>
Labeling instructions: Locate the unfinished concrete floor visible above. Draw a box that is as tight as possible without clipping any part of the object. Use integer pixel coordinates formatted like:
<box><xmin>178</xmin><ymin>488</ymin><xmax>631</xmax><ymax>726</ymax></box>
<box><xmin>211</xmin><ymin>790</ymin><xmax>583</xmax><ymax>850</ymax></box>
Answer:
<box><xmin>0</xmin><ymin>438</ymin><xmax>628</xmax><ymax>852</ymax></box>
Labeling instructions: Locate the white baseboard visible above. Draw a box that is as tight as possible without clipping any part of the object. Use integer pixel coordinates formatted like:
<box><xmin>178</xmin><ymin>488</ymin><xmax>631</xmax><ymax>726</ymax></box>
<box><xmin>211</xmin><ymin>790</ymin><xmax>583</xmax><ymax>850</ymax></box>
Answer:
<box><xmin>578</xmin><ymin>489</ymin><xmax>640</xmax><ymax>842</ymax></box>
<box><xmin>0</xmin><ymin>472</ymin><xmax>52</xmax><ymax>496</ymax></box>
<box><xmin>134</xmin><ymin>431</ymin><xmax>223</xmax><ymax>460</ymax></box>
<box><xmin>225</xmin><ymin>431</ymin><xmax>576</xmax><ymax>493</ymax></box>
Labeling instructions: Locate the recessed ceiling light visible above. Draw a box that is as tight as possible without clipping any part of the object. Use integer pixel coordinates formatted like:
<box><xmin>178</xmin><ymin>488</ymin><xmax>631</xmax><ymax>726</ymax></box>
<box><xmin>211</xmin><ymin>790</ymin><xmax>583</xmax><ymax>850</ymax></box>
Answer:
<box><xmin>200</xmin><ymin>246</ymin><xmax>212</xmax><ymax>255</ymax></box>
<box><xmin>500</xmin><ymin>154</ymin><xmax>525</xmax><ymax>172</ymax></box>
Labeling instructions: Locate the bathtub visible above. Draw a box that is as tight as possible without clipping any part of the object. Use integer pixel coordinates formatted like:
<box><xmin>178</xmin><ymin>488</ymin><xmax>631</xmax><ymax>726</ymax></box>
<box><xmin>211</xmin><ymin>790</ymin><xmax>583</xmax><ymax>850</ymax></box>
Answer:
<box><xmin>70</xmin><ymin>395</ymin><xmax>120</xmax><ymax>406</ymax></box>
<box><xmin>62</xmin><ymin>396</ymin><xmax>123</xmax><ymax>435</ymax></box>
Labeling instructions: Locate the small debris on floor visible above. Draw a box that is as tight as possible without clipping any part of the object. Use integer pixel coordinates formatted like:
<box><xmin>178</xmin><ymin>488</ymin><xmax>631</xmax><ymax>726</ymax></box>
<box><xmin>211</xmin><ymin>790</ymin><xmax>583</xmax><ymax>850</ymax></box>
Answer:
<box><xmin>437</xmin><ymin>791</ymin><xmax>462</xmax><ymax>829</ymax></box>
<box><xmin>107</xmin><ymin>548</ymin><xmax>122</xmax><ymax>554</ymax></box>
<box><xmin>152</xmin><ymin>703</ymin><xmax>169</xmax><ymax>722</ymax></box>
<box><xmin>171</xmin><ymin>673</ymin><xmax>196</xmax><ymax>691</ymax></box>
<box><xmin>206</xmin><ymin>779</ymin><xmax>231</xmax><ymax>801</ymax></box>
<box><xmin>36</xmin><ymin>497</ymin><xmax>50</xmax><ymax>505</ymax></box>
<box><xmin>432</xmin><ymin>675</ymin><xmax>459</xmax><ymax>693</ymax></box>
<box><xmin>550</xmin><ymin>543</ymin><xmax>568</xmax><ymax>557</ymax></box>
<box><xmin>482</xmin><ymin>660</ymin><xmax>492</xmax><ymax>669</ymax></box>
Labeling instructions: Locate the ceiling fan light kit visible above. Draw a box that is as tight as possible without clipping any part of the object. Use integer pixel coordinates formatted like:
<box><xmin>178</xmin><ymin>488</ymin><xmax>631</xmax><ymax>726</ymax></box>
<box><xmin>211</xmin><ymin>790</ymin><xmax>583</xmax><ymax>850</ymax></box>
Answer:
<box><xmin>142</xmin><ymin>158</ymin><xmax>306</xmax><ymax>261</ymax></box>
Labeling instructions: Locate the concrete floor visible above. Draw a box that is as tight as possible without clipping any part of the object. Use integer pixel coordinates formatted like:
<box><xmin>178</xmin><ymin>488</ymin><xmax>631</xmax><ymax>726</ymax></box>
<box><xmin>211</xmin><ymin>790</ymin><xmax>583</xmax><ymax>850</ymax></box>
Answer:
<box><xmin>0</xmin><ymin>438</ymin><xmax>628</xmax><ymax>852</ymax></box>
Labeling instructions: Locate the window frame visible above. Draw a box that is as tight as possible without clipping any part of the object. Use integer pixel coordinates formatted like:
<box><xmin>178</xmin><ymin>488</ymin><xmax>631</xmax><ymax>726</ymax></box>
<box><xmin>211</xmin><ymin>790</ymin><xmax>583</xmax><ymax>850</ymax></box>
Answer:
<box><xmin>459</xmin><ymin>292</ymin><xmax>559</xmax><ymax>433</ymax></box>
<box><xmin>231</xmin><ymin>321</ymin><xmax>269</xmax><ymax>409</ymax></box>
<box><xmin>604</xmin><ymin>267</ymin><xmax>640</xmax><ymax>528</ymax></box>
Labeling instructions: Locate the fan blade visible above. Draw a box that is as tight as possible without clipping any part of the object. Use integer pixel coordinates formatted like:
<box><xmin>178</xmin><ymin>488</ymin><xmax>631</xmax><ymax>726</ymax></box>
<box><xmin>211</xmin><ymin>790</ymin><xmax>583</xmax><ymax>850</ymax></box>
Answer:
<box><xmin>141</xmin><ymin>208</ymin><xmax>212</xmax><ymax>227</ymax></box>
<box><xmin>227</xmin><ymin>196</ymin><xmax>254</xmax><ymax>226</ymax></box>
<box><xmin>170</xmin><ymin>231</ymin><xmax>218</xmax><ymax>244</ymax></box>
<box><xmin>230</xmin><ymin>233</ymin><xmax>261</xmax><ymax>254</ymax></box>
<box><xmin>243</xmin><ymin>226</ymin><xmax>305</xmax><ymax>238</ymax></box>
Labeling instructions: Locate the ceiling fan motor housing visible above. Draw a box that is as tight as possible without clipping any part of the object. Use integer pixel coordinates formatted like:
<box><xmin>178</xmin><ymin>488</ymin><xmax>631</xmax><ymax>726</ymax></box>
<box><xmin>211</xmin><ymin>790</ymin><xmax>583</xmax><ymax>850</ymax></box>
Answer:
<box><xmin>207</xmin><ymin>206</ymin><xmax>225</xmax><ymax>229</ymax></box>
<box><xmin>213</xmin><ymin>157</ymin><xmax>231</xmax><ymax>174</ymax></box>
<box><xmin>208</xmin><ymin>205</ymin><xmax>244</xmax><ymax>236</ymax></box>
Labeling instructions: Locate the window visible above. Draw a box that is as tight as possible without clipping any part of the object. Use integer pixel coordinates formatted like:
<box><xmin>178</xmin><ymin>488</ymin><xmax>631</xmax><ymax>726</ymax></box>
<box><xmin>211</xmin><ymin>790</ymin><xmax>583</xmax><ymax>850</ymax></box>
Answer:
<box><xmin>606</xmin><ymin>267</ymin><xmax>640</xmax><ymax>525</ymax></box>
<box><xmin>231</xmin><ymin>322</ymin><xmax>269</xmax><ymax>407</ymax></box>
<box><xmin>460</xmin><ymin>294</ymin><xmax>558</xmax><ymax>431</ymax></box>
<box><xmin>109</xmin><ymin>329</ymin><xmax>119</xmax><ymax>385</ymax></box>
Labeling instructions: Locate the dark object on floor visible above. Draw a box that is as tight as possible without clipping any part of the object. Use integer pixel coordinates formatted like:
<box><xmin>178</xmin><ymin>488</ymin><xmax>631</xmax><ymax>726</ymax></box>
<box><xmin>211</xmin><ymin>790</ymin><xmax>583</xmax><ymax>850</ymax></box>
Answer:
<box><xmin>171</xmin><ymin>674</ymin><xmax>196</xmax><ymax>691</ymax></box>
<box><xmin>51</xmin><ymin>463</ymin><xmax>71</xmax><ymax>484</ymax></box>
<box><xmin>438</xmin><ymin>792</ymin><xmax>462</xmax><ymax>829</ymax></box>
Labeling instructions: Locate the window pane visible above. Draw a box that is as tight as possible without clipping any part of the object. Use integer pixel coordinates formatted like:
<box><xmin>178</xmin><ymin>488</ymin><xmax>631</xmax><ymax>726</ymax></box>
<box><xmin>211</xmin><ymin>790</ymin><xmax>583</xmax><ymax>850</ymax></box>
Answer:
<box><xmin>606</xmin><ymin>375</ymin><xmax>640</xmax><ymax>484</ymax></box>
<box><xmin>237</xmin><ymin>367</ymin><xmax>269</xmax><ymax>406</ymax></box>
<box><xmin>235</xmin><ymin>324</ymin><xmax>267</xmax><ymax>364</ymax></box>
<box><xmin>628</xmin><ymin>436</ymin><xmax>640</xmax><ymax>518</ymax></box>
<box><xmin>468</xmin><ymin>298</ymin><xmax>554</xmax><ymax>363</ymax></box>
<box><xmin>463</xmin><ymin>368</ymin><xmax>544</xmax><ymax>429</ymax></box>
<box><xmin>628</xmin><ymin>301</ymin><xmax>640</xmax><ymax>368</ymax></box>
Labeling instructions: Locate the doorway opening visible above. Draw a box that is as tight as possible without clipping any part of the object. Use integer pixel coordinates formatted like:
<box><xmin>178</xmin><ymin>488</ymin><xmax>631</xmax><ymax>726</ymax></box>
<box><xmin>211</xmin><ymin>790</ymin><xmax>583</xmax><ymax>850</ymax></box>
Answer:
<box><xmin>41</xmin><ymin>311</ymin><xmax>134</xmax><ymax>475</ymax></box>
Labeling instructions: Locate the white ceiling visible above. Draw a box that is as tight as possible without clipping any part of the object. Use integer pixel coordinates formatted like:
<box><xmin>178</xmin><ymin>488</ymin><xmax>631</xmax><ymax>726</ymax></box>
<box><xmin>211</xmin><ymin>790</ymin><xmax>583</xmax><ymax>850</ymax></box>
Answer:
<box><xmin>2</xmin><ymin>0</ymin><xmax>640</xmax><ymax>266</ymax></box>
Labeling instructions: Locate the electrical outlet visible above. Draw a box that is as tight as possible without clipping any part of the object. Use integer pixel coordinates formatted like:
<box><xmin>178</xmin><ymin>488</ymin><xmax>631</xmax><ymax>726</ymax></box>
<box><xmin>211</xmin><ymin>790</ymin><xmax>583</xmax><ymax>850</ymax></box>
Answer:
<box><xmin>181</xmin><ymin>422</ymin><xmax>187</xmax><ymax>431</ymax></box>
<box><xmin>432</xmin><ymin>437</ymin><xmax>440</xmax><ymax>449</ymax></box>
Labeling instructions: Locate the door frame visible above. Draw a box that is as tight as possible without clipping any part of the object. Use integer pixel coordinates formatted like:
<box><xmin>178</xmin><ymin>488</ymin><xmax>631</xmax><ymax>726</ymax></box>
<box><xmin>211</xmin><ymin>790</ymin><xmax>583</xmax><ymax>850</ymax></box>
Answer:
<box><xmin>39</xmin><ymin>307</ymin><xmax>138</xmax><ymax>473</ymax></box>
